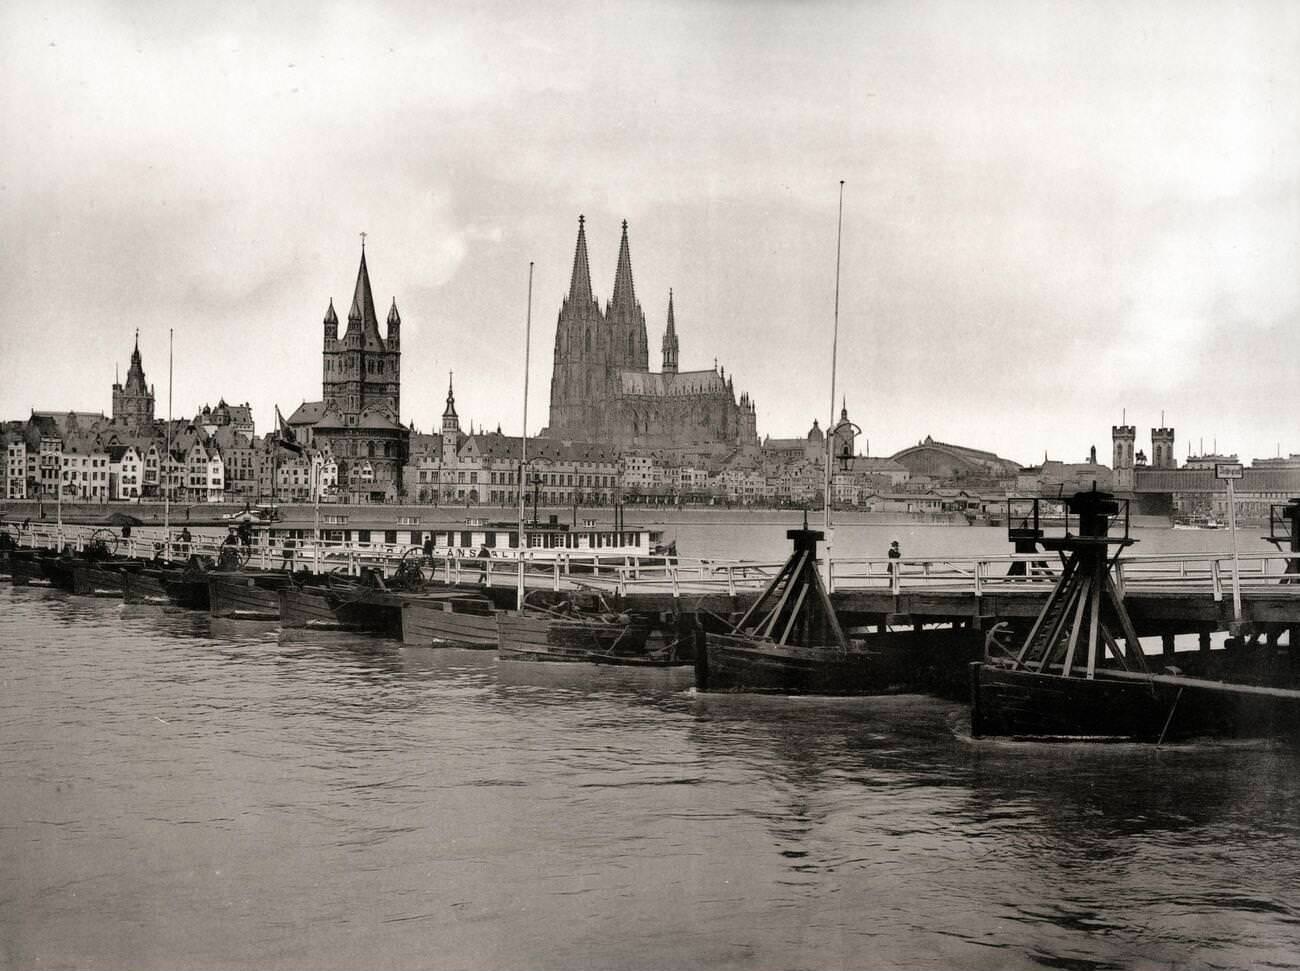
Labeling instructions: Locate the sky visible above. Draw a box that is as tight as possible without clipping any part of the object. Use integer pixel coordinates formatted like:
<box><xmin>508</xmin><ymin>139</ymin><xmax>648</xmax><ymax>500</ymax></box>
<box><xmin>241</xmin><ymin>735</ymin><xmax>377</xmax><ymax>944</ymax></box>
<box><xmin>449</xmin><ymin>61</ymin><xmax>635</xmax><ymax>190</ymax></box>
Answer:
<box><xmin>1</xmin><ymin>0</ymin><xmax>1297</xmax><ymax>467</ymax></box>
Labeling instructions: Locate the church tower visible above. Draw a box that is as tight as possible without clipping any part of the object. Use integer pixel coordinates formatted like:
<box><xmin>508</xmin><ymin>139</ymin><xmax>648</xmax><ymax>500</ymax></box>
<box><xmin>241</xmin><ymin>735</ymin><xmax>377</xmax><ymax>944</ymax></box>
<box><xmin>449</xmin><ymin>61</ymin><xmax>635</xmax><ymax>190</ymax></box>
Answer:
<box><xmin>606</xmin><ymin>220</ymin><xmax>649</xmax><ymax>374</ymax></box>
<box><xmin>322</xmin><ymin>243</ymin><xmax>401</xmax><ymax>421</ymax></box>
<box><xmin>441</xmin><ymin>374</ymin><xmax>460</xmax><ymax>466</ymax></box>
<box><xmin>548</xmin><ymin>215</ymin><xmax>603</xmax><ymax>439</ymax></box>
<box><xmin>112</xmin><ymin>331</ymin><xmax>155</xmax><ymax>431</ymax></box>
<box><xmin>661</xmin><ymin>290</ymin><xmax>679</xmax><ymax>374</ymax></box>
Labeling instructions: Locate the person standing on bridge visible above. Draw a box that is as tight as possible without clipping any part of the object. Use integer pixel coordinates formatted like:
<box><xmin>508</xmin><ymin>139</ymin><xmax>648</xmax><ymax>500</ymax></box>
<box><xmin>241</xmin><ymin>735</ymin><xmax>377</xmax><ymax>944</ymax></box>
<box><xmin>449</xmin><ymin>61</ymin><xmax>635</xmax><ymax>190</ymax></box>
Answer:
<box><xmin>888</xmin><ymin>540</ymin><xmax>902</xmax><ymax>579</ymax></box>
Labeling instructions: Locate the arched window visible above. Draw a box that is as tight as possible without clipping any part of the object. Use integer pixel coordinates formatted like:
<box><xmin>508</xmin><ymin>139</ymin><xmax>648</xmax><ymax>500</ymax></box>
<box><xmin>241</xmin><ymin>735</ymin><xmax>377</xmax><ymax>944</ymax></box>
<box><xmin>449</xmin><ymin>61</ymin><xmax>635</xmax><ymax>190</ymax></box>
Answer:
<box><xmin>585</xmin><ymin>330</ymin><xmax>591</xmax><ymax>353</ymax></box>
<box><xmin>627</xmin><ymin>333</ymin><xmax>634</xmax><ymax>356</ymax></box>
<box><xmin>368</xmin><ymin>443</ymin><xmax>376</xmax><ymax>458</ymax></box>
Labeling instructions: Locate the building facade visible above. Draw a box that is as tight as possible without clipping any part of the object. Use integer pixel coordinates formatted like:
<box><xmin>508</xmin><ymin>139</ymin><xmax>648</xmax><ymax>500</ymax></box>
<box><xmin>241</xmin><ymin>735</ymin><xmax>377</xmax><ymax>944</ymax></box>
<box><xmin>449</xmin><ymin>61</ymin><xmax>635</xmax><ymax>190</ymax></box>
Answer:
<box><xmin>544</xmin><ymin>217</ymin><xmax>758</xmax><ymax>452</ymax></box>
<box><xmin>288</xmin><ymin>245</ymin><xmax>409</xmax><ymax>502</ymax></box>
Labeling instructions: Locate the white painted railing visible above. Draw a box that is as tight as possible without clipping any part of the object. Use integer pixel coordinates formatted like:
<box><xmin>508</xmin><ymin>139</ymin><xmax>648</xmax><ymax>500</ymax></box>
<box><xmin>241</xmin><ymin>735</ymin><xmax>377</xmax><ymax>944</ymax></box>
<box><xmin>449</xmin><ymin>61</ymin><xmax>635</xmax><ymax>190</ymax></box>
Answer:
<box><xmin>8</xmin><ymin>522</ymin><xmax>1298</xmax><ymax>603</ymax></box>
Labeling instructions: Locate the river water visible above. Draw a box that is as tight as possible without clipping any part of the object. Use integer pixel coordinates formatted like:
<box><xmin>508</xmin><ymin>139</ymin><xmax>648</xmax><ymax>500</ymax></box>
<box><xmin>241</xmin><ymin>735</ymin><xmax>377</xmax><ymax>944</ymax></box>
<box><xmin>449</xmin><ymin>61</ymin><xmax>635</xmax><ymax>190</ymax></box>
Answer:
<box><xmin>3</xmin><ymin>521</ymin><xmax>1299</xmax><ymax>970</ymax></box>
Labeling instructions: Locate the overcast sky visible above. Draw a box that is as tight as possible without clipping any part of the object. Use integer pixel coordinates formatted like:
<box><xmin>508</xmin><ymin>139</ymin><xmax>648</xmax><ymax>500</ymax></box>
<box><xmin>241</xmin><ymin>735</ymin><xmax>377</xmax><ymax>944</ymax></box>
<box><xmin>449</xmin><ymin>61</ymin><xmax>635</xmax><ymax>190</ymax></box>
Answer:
<box><xmin>2</xmin><ymin>0</ymin><xmax>1297</xmax><ymax>466</ymax></box>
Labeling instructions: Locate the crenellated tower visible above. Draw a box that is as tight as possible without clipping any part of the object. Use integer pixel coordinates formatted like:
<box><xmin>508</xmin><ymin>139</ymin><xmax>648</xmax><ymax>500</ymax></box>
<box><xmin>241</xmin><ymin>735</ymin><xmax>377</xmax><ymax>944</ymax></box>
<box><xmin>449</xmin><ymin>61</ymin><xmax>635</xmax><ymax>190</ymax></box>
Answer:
<box><xmin>1151</xmin><ymin>426</ymin><xmax>1176</xmax><ymax>469</ymax></box>
<box><xmin>1112</xmin><ymin>423</ymin><xmax>1136</xmax><ymax>490</ymax></box>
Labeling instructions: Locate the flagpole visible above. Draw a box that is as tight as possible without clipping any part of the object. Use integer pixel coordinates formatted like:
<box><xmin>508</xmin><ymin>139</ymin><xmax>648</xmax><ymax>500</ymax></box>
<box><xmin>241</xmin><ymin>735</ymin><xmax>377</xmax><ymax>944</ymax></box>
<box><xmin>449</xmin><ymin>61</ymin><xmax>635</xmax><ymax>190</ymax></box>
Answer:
<box><xmin>823</xmin><ymin>180</ymin><xmax>845</xmax><ymax>585</ymax></box>
<box><xmin>165</xmin><ymin>327</ymin><xmax>173</xmax><ymax>560</ymax></box>
<box><xmin>313</xmin><ymin>449</ymin><xmax>320</xmax><ymax>574</ymax></box>
<box><xmin>517</xmin><ymin>261</ymin><xmax>534</xmax><ymax>612</ymax></box>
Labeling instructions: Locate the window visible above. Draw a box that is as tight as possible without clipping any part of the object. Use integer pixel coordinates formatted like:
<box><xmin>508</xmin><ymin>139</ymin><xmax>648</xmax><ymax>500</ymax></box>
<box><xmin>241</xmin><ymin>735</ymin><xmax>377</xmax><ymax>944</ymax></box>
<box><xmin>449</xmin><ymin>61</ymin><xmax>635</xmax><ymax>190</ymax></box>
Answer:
<box><xmin>585</xmin><ymin>330</ymin><xmax>591</xmax><ymax>353</ymax></box>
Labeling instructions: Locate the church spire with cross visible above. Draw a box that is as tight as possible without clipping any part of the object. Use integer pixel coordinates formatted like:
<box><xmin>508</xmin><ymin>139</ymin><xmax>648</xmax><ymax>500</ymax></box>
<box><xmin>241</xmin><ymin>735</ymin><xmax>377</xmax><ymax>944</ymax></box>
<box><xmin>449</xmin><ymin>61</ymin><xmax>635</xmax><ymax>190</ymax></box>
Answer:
<box><xmin>662</xmin><ymin>289</ymin><xmax>679</xmax><ymax>374</ymax></box>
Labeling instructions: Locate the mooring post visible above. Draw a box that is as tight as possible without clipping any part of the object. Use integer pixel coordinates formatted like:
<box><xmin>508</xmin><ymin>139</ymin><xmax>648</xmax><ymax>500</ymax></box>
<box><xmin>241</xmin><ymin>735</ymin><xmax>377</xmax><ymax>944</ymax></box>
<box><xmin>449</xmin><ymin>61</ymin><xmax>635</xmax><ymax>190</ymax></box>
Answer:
<box><xmin>1199</xmin><ymin>630</ymin><xmax>1212</xmax><ymax>654</ymax></box>
<box><xmin>1162</xmin><ymin>633</ymin><xmax>1176</xmax><ymax>657</ymax></box>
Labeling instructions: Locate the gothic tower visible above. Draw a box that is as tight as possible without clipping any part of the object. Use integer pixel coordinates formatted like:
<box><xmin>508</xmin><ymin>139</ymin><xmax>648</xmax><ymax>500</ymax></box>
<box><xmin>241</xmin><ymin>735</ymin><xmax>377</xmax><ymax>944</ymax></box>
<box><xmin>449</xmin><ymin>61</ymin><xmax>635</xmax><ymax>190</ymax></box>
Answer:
<box><xmin>661</xmin><ymin>290</ymin><xmax>679</xmax><ymax>374</ymax></box>
<box><xmin>322</xmin><ymin>245</ymin><xmax>401</xmax><ymax>420</ymax></box>
<box><xmin>548</xmin><ymin>215</ymin><xmax>603</xmax><ymax>439</ymax></box>
<box><xmin>606</xmin><ymin>220</ymin><xmax>649</xmax><ymax>374</ymax></box>
<box><xmin>112</xmin><ymin>330</ymin><xmax>155</xmax><ymax>431</ymax></box>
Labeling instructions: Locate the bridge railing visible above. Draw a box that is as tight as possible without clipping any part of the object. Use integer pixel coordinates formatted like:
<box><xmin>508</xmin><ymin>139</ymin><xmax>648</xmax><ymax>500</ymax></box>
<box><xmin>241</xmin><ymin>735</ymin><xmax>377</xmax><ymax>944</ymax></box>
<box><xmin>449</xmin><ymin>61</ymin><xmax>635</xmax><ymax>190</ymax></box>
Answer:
<box><xmin>606</xmin><ymin>550</ymin><xmax>1300</xmax><ymax>600</ymax></box>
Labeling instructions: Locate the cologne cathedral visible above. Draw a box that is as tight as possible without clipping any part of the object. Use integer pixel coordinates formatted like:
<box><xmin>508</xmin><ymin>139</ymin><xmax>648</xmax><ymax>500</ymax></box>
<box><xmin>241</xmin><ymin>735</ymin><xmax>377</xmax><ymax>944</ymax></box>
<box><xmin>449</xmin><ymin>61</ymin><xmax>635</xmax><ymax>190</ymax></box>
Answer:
<box><xmin>544</xmin><ymin>217</ymin><xmax>758</xmax><ymax>451</ymax></box>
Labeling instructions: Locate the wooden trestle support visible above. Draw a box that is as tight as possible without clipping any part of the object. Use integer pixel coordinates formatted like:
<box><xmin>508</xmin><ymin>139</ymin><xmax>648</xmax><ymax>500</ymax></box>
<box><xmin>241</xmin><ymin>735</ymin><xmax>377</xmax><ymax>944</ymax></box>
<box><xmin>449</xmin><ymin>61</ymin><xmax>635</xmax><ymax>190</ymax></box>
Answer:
<box><xmin>972</xmin><ymin>488</ymin><xmax>1300</xmax><ymax>741</ymax></box>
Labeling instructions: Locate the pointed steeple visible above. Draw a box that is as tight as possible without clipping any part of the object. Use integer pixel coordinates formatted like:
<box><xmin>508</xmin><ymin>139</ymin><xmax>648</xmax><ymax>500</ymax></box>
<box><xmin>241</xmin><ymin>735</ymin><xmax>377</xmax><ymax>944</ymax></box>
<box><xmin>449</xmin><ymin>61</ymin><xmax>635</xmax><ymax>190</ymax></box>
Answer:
<box><xmin>442</xmin><ymin>372</ymin><xmax>458</xmax><ymax>419</ymax></box>
<box><xmin>346</xmin><ymin>248</ymin><xmax>379</xmax><ymax>335</ymax></box>
<box><xmin>387</xmin><ymin>297</ymin><xmax>400</xmax><ymax>327</ymax></box>
<box><xmin>840</xmin><ymin>397</ymin><xmax>848</xmax><ymax>422</ymax></box>
<box><xmin>661</xmin><ymin>288</ymin><xmax>679</xmax><ymax>374</ymax></box>
<box><xmin>567</xmin><ymin>215</ymin><xmax>594</xmax><ymax>306</ymax></box>
<box><xmin>324</xmin><ymin>299</ymin><xmax>338</xmax><ymax>325</ymax></box>
<box><xmin>610</xmin><ymin>219</ymin><xmax>636</xmax><ymax>311</ymax></box>
<box><xmin>125</xmin><ymin>329</ymin><xmax>147</xmax><ymax>392</ymax></box>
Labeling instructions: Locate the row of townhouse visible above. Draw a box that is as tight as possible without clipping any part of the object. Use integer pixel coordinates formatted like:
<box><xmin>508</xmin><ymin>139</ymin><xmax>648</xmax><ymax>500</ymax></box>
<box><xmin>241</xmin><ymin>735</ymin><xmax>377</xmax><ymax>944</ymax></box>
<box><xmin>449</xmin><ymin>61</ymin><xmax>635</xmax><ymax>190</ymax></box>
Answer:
<box><xmin>404</xmin><ymin>431</ymin><xmax>620</xmax><ymax>508</ymax></box>
<box><xmin>1</xmin><ymin>413</ymin><xmax>337</xmax><ymax>504</ymax></box>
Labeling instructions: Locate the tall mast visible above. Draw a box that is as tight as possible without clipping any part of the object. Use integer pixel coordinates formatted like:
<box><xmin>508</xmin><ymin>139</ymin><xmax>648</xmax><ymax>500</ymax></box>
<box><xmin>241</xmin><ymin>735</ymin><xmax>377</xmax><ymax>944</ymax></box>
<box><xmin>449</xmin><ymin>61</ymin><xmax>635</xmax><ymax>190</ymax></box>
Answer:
<box><xmin>823</xmin><ymin>181</ymin><xmax>845</xmax><ymax>580</ymax></box>
<box><xmin>165</xmin><ymin>328</ymin><xmax>172</xmax><ymax>559</ymax></box>
<box><xmin>517</xmin><ymin>261</ymin><xmax>534</xmax><ymax>612</ymax></box>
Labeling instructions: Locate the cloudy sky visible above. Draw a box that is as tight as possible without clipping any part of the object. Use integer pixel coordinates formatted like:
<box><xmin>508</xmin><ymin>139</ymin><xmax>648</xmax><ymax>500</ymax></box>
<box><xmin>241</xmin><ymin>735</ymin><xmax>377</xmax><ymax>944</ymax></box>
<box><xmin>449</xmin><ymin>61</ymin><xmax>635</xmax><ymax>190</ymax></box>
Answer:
<box><xmin>1</xmin><ymin>0</ymin><xmax>1297</xmax><ymax>465</ymax></box>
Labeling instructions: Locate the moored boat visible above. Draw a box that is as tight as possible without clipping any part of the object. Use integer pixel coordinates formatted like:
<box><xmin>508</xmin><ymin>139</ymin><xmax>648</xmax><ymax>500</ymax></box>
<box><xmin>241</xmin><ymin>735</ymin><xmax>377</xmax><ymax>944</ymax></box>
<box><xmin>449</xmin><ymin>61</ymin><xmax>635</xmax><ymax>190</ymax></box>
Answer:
<box><xmin>9</xmin><ymin>551</ymin><xmax>50</xmax><ymax>586</ymax></box>
<box><xmin>208</xmin><ymin>571</ymin><xmax>293</xmax><ymax>621</ymax></box>
<box><xmin>401</xmin><ymin>593</ymin><xmax>499</xmax><ymax>648</ymax></box>
<box><xmin>697</xmin><ymin>521</ymin><xmax>867</xmax><ymax>694</ymax></box>
<box><xmin>278</xmin><ymin>579</ymin><xmax>404</xmax><ymax>635</ymax></box>
<box><xmin>121</xmin><ymin>568</ymin><xmax>172</xmax><ymax>605</ymax></box>
<box><xmin>971</xmin><ymin>490</ymin><xmax>1300</xmax><ymax>742</ymax></box>
<box><xmin>71</xmin><ymin>561</ymin><xmax>140</xmax><ymax>598</ymax></box>
<box><xmin>497</xmin><ymin>609</ymin><xmax>650</xmax><ymax>662</ymax></box>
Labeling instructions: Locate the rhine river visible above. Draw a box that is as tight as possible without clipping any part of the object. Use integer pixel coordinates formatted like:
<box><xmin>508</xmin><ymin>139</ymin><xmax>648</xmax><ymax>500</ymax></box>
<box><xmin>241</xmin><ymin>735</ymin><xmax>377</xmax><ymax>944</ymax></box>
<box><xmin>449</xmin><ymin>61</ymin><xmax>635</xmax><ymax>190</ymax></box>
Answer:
<box><xmin>3</xmin><ymin>519</ymin><xmax>1298</xmax><ymax>970</ymax></box>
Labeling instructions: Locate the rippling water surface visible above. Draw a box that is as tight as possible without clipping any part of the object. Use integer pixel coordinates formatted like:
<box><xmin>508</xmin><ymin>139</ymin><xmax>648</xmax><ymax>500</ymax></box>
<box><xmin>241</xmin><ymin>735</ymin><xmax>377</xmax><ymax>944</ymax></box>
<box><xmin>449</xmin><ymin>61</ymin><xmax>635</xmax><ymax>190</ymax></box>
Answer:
<box><xmin>3</xmin><ymin>580</ymin><xmax>1299</xmax><ymax>970</ymax></box>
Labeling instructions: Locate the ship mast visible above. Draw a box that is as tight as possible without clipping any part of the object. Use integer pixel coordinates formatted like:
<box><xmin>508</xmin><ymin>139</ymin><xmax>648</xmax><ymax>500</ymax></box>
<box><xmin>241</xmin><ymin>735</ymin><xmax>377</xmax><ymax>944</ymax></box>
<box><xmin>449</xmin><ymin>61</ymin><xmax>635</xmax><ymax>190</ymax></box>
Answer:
<box><xmin>823</xmin><ymin>180</ymin><xmax>845</xmax><ymax>583</ymax></box>
<box><xmin>517</xmin><ymin>261</ymin><xmax>534</xmax><ymax>612</ymax></box>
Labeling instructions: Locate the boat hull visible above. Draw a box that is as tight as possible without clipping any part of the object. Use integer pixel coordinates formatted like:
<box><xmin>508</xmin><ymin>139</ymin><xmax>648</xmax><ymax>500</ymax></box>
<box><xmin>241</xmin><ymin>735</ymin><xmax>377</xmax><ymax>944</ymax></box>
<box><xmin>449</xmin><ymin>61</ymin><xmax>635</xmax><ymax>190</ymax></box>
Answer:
<box><xmin>208</xmin><ymin>573</ymin><xmax>288</xmax><ymax>621</ymax></box>
<box><xmin>401</xmin><ymin>597</ymin><xmax>499</xmax><ymax>647</ymax></box>
<box><xmin>278</xmin><ymin>585</ymin><xmax>400</xmax><ymax>633</ymax></box>
<box><xmin>699</xmin><ymin>633</ymin><xmax>884</xmax><ymax>695</ymax></box>
<box><xmin>160</xmin><ymin>572</ymin><xmax>211</xmax><ymax>610</ymax></box>
<box><xmin>8</xmin><ymin>553</ymin><xmax>48</xmax><ymax>586</ymax></box>
<box><xmin>970</xmin><ymin>663</ymin><xmax>1300</xmax><ymax>742</ymax></box>
<box><xmin>497</xmin><ymin>612</ymin><xmax>649</xmax><ymax>662</ymax></box>
<box><xmin>39</xmin><ymin>557</ymin><xmax>79</xmax><ymax>590</ymax></box>
<box><xmin>72</xmin><ymin>564</ymin><xmax>130</xmax><ymax>597</ymax></box>
<box><xmin>121</xmin><ymin>569</ymin><xmax>171</xmax><ymax>604</ymax></box>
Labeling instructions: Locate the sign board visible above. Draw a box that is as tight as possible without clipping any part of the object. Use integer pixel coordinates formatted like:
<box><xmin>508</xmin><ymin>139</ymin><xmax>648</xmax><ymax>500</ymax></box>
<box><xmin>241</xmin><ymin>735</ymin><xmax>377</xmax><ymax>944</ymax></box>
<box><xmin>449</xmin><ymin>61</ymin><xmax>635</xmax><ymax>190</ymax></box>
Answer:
<box><xmin>1215</xmin><ymin>463</ymin><xmax>1244</xmax><ymax>480</ymax></box>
